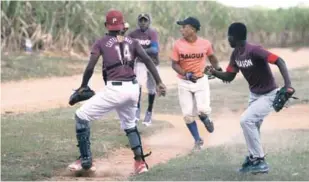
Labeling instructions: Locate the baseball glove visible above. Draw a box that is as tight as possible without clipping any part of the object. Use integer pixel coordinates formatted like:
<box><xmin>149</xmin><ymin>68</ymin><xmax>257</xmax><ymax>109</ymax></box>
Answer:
<box><xmin>185</xmin><ymin>72</ymin><xmax>197</xmax><ymax>83</ymax></box>
<box><xmin>273</xmin><ymin>87</ymin><xmax>298</xmax><ymax>112</ymax></box>
<box><xmin>69</xmin><ymin>86</ymin><xmax>95</xmax><ymax>106</ymax></box>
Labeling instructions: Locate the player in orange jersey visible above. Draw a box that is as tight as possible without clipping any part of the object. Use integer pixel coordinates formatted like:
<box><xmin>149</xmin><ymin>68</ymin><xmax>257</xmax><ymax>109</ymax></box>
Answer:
<box><xmin>170</xmin><ymin>17</ymin><xmax>222</xmax><ymax>151</ymax></box>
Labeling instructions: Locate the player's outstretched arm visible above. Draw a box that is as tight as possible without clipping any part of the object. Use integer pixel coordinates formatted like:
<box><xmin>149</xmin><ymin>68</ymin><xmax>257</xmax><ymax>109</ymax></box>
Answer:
<box><xmin>207</xmin><ymin>54</ymin><xmax>222</xmax><ymax>70</ymax></box>
<box><xmin>274</xmin><ymin>58</ymin><xmax>292</xmax><ymax>88</ymax></box>
<box><xmin>205</xmin><ymin>66</ymin><xmax>237</xmax><ymax>82</ymax></box>
<box><xmin>80</xmin><ymin>40</ymin><xmax>101</xmax><ymax>87</ymax></box>
<box><xmin>80</xmin><ymin>54</ymin><xmax>100</xmax><ymax>87</ymax></box>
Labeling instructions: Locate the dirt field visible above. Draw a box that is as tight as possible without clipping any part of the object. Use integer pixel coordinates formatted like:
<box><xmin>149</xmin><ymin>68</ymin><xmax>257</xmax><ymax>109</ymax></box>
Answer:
<box><xmin>1</xmin><ymin>47</ymin><xmax>309</xmax><ymax>181</ymax></box>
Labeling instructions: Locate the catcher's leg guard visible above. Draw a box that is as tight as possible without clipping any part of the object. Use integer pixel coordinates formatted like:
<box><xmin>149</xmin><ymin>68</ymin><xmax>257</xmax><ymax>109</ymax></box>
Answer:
<box><xmin>199</xmin><ymin>113</ymin><xmax>214</xmax><ymax>133</ymax></box>
<box><xmin>75</xmin><ymin>114</ymin><xmax>92</xmax><ymax>170</ymax></box>
<box><xmin>125</xmin><ymin>127</ymin><xmax>151</xmax><ymax>164</ymax></box>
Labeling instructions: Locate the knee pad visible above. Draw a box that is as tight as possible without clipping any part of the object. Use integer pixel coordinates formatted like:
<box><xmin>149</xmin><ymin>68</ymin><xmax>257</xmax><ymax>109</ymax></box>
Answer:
<box><xmin>125</xmin><ymin>127</ymin><xmax>151</xmax><ymax>163</ymax></box>
<box><xmin>75</xmin><ymin>114</ymin><xmax>91</xmax><ymax>131</ymax></box>
<box><xmin>75</xmin><ymin>108</ymin><xmax>87</xmax><ymax>122</ymax></box>
<box><xmin>184</xmin><ymin>116</ymin><xmax>195</xmax><ymax>124</ymax></box>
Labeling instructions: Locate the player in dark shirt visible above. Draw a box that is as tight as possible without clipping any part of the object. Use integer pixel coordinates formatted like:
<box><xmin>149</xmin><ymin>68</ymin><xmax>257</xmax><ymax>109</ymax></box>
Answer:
<box><xmin>206</xmin><ymin>22</ymin><xmax>293</xmax><ymax>174</ymax></box>
<box><xmin>128</xmin><ymin>13</ymin><xmax>159</xmax><ymax>126</ymax></box>
<box><xmin>68</xmin><ymin>10</ymin><xmax>166</xmax><ymax>175</ymax></box>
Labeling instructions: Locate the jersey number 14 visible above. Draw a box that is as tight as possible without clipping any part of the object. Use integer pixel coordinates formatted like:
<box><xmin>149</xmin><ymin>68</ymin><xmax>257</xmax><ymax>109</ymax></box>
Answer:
<box><xmin>115</xmin><ymin>44</ymin><xmax>132</xmax><ymax>65</ymax></box>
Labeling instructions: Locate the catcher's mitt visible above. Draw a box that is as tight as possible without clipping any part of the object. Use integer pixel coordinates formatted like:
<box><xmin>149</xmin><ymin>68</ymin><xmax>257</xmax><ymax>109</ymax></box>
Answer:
<box><xmin>69</xmin><ymin>86</ymin><xmax>95</xmax><ymax>106</ymax></box>
<box><xmin>273</xmin><ymin>87</ymin><xmax>298</xmax><ymax>112</ymax></box>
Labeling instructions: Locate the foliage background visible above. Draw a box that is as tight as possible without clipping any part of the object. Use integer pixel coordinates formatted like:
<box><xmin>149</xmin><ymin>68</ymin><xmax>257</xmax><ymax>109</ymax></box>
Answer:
<box><xmin>1</xmin><ymin>1</ymin><xmax>309</xmax><ymax>59</ymax></box>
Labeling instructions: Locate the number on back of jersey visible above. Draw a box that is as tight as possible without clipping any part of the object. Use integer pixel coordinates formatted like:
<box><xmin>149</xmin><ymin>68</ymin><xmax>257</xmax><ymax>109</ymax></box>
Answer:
<box><xmin>115</xmin><ymin>44</ymin><xmax>132</xmax><ymax>65</ymax></box>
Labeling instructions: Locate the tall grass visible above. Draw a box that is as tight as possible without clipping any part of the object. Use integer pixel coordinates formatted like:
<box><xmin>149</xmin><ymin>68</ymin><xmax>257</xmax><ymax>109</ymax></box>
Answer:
<box><xmin>1</xmin><ymin>1</ymin><xmax>309</xmax><ymax>58</ymax></box>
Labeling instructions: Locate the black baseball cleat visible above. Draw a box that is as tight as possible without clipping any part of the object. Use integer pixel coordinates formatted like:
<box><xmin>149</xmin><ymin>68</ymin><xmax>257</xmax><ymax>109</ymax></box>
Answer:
<box><xmin>81</xmin><ymin>156</ymin><xmax>93</xmax><ymax>170</ymax></box>
<box><xmin>250</xmin><ymin>159</ymin><xmax>269</xmax><ymax>174</ymax></box>
<box><xmin>238</xmin><ymin>156</ymin><xmax>269</xmax><ymax>175</ymax></box>
<box><xmin>200</xmin><ymin>115</ymin><xmax>214</xmax><ymax>133</ymax></box>
<box><xmin>238</xmin><ymin>156</ymin><xmax>253</xmax><ymax>173</ymax></box>
<box><xmin>68</xmin><ymin>156</ymin><xmax>96</xmax><ymax>172</ymax></box>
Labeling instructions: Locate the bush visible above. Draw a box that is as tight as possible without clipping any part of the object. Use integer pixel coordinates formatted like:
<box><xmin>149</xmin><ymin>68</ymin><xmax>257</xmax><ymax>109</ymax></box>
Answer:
<box><xmin>1</xmin><ymin>1</ymin><xmax>308</xmax><ymax>58</ymax></box>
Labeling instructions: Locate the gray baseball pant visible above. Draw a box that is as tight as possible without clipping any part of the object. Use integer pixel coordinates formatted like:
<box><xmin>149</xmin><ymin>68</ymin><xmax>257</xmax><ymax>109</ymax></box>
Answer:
<box><xmin>240</xmin><ymin>89</ymin><xmax>277</xmax><ymax>158</ymax></box>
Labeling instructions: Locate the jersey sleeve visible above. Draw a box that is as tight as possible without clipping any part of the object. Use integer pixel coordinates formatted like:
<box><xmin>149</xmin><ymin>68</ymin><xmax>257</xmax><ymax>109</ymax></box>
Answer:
<box><xmin>149</xmin><ymin>30</ymin><xmax>159</xmax><ymax>53</ymax></box>
<box><xmin>170</xmin><ymin>42</ymin><xmax>179</xmax><ymax>62</ymax></box>
<box><xmin>150</xmin><ymin>29</ymin><xmax>159</xmax><ymax>42</ymax></box>
<box><xmin>90</xmin><ymin>40</ymin><xmax>101</xmax><ymax>57</ymax></box>
<box><xmin>252</xmin><ymin>46</ymin><xmax>279</xmax><ymax>64</ymax></box>
<box><xmin>226</xmin><ymin>53</ymin><xmax>239</xmax><ymax>73</ymax></box>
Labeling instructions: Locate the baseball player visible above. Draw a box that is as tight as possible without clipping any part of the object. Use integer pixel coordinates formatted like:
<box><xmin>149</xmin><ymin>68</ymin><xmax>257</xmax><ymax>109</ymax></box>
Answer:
<box><xmin>68</xmin><ymin>9</ymin><xmax>166</xmax><ymax>175</ymax></box>
<box><xmin>170</xmin><ymin>17</ymin><xmax>222</xmax><ymax>151</ymax></box>
<box><xmin>127</xmin><ymin>13</ymin><xmax>159</xmax><ymax>126</ymax></box>
<box><xmin>121</xmin><ymin>22</ymin><xmax>130</xmax><ymax>35</ymax></box>
<box><xmin>206</xmin><ymin>22</ymin><xmax>294</xmax><ymax>174</ymax></box>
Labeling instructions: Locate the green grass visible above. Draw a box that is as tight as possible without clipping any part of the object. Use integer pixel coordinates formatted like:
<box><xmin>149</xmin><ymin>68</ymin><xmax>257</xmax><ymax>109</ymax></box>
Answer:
<box><xmin>131</xmin><ymin>129</ymin><xmax>309</xmax><ymax>181</ymax></box>
<box><xmin>150</xmin><ymin>66</ymin><xmax>309</xmax><ymax>115</ymax></box>
<box><xmin>1</xmin><ymin>53</ymin><xmax>86</xmax><ymax>82</ymax></box>
<box><xmin>131</xmin><ymin>67</ymin><xmax>309</xmax><ymax>181</ymax></box>
<box><xmin>1</xmin><ymin>106</ymin><xmax>172</xmax><ymax>181</ymax></box>
<box><xmin>1</xmin><ymin>65</ymin><xmax>307</xmax><ymax>181</ymax></box>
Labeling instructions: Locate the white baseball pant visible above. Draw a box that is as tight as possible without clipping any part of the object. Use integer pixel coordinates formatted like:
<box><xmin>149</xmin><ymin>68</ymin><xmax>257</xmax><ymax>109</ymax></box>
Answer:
<box><xmin>75</xmin><ymin>80</ymin><xmax>139</xmax><ymax>130</ymax></box>
<box><xmin>177</xmin><ymin>75</ymin><xmax>211</xmax><ymax>123</ymax></box>
<box><xmin>134</xmin><ymin>62</ymin><xmax>159</xmax><ymax>94</ymax></box>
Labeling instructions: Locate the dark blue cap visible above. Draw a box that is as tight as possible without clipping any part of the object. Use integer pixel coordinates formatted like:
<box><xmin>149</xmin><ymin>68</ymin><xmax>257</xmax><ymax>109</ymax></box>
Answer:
<box><xmin>177</xmin><ymin>17</ymin><xmax>200</xmax><ymax>31</ymax></box>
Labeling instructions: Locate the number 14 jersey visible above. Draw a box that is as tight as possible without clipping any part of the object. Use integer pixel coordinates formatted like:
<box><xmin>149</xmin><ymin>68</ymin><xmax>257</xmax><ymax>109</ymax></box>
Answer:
<box><xmin>90</xmin><ymin>35</ymin><xmax>139</xmax><ymax>81</ymax></box>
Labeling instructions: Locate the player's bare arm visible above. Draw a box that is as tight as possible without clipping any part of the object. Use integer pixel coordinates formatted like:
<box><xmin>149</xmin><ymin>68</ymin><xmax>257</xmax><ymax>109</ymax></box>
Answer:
<box><xmin>274</xmin><ymin>57</ymin><xmax>292</xmax><ymax>88</ymax></box>
<box><xmin>171</xmin><ymin>60</ymin><xmax>186</xmax><ymax>76</ymax></box>
<box><xmin>205</xmin><ymin>66</ymin><xmax>237</xmax><ymax>82</ymax></box>
<box><xmin>207</xmin><ymin>54</ymin><xmax>221</xmax><ymax>70</ymax></box>
<box><xmin>172</xmin><ymin>60</ymin><xmax>198</xmax><ymax>83</ymax></box>
<box><xmin>80</xmin><ymin>54</ymin><xmax>100</xmax><ymax>87</ymax></box>
<box><xmin>213</xmin><ymin>70</ymin><xmax>236</xmax><ymax>82</ymax></box>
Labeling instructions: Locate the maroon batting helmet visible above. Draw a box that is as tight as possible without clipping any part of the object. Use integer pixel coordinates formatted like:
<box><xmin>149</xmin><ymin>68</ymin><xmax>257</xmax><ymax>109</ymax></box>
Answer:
<box><xmin>105</xmin><ymin>9</ymin><xmax>125</xmax><ymax>31</ymax></box>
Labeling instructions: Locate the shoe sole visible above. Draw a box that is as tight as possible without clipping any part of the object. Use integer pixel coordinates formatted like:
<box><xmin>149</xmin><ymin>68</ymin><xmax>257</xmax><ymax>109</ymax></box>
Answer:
<box><xmin>136</xmin><ymin>168</ymin><xmax>148</xmax><ymax>174</ymax></box>
<box><xmin>251</xmin><ymin>168</ymin><xmax>269</xmax><ymax>175</ymax></box>
<box><xmin>142</xmin><ymin>122</ymin><xmax>152</xmax><ymax>127</ymax></box>
<box><xmin>68</xmin><ymin>166</ymin><xmax>96</xmax><ymax>173</ymax></box>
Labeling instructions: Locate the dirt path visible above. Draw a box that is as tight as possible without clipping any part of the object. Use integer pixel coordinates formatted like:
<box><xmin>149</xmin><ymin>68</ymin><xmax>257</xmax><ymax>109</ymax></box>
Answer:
<box><xmin>2</xmin><ymin>48</ymin><xmax>308</xmax><ymax>114</ymax></box>
<box><xmin>52</xmin><ymin>104</ymin><xmax>309</xmax><ymax>181</ymax></box>
<box><xmin>1</xmin><ymin>48</ymin><xmax>309</xmax><ymax>181</ymax></box>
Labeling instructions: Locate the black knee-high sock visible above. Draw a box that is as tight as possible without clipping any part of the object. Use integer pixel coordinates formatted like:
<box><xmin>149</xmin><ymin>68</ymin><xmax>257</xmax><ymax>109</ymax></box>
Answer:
<box><xmin>137</xmin><ymin>87</ymin><xmax>142</xmax><ymax>109</ymax></box>
<box><xmin>147</xmin><ymin>93</ymin><xmax>156</xmax><ymax>112</ymax></box>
